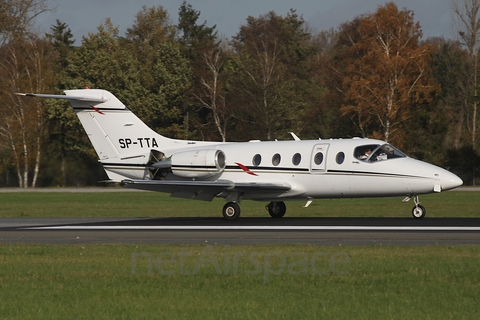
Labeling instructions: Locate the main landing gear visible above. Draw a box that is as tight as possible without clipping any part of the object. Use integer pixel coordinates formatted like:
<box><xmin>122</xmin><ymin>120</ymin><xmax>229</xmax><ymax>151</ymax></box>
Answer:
<box><xmin>222</xmin><ymin>201</ymin><xmax>287</xmax><ymax>221</ymax></box>
<box><xmin>404</xmin><ymin>195</ymin><xmax>426</xmax><ymax>219</ymax></box>
<box><xmin>222</xmin><ymin>202</ymin><xmax>241</xmax><ymax>221</ymax></box>
<box><xmin>266</xmin><ymin>201</ymin><xmax>287</xmax><ymax>218</ymax></box>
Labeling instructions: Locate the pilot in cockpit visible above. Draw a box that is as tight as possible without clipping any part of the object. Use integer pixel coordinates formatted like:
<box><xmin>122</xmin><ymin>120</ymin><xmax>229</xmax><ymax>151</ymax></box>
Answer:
<box><xmin>358</xmin><ymin>148</ymin><xmax>372</xmax><ymax>160</ymax></box>
<box><xmin>356</xmin><ymin>144</ymin><xmax>406</xmax><ymax>162</ymax></box>
<box><xmin>375</xmin><ymin>149</ymin><xmax>387</xmax><ymax>161</ymax></box>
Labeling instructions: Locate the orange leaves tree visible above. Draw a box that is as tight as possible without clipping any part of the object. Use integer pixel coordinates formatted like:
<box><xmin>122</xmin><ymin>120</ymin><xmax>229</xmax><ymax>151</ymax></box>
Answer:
<box><xmin>0</xmin><ymin>0</ymin><xmax>54</xmax><ymax>187</ymax></box>
<box><xmin>0</xmin><ymin>36</ymin><xmax>56</xmax><ymax>187</ymax></box>
<box><xmin>340</xmin><ymin>2</ymin><xmax>438</xmax><ymax>146</ymax></box>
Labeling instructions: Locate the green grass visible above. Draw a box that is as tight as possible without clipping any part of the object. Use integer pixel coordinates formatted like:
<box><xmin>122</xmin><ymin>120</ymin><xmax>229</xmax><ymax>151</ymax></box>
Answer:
<box><xmin>1</xmin><ymin>191</ymin><xmax>479</xmax><ymax>318</ymax></box>
<box><xmin>0</xmin><ymin>244</ymin><xmax>479</xmax><ymax>319</ymax></box>
<box><xmin>0</xmin><ymin>189</ymin><xmax>478</xmax><ymax>218</ymax></box>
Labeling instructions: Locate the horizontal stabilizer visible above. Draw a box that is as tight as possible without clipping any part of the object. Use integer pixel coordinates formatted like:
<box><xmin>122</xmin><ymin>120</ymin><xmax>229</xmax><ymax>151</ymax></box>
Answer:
<box><xmin>16</xmin><ymin>93</ymin><xmax>107</xmax><ymax>103</ymax></box>
<box><xmin>16</xmin><ymin>89</ymin><xmax>127</xmax><ymax>110</ymax></box>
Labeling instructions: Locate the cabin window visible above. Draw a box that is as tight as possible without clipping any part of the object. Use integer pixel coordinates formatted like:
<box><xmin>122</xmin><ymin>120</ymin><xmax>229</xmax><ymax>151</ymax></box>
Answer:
<box><xmin>252</xmin><ymin>154</ymin><xmax>261</xmax><ymax>166</ymax></box>
<box><xmin>355</xmin><ymin>144</ymin><xmax>406</xmax><ymax>162</ymax></box>
<box><xmin>272</xmin><ymin>153</ymin><xmax>281</xmax><ymax>166</ymax></box>
<box><xmin>292</xmin><ymin>153</ymin><xmax>301</xmax><ymax>166</ymax></box>
<box><xmin>313</xmin><ymin>152</ymin><xmax>324</xmax><ymax>165</ymax></box>
<box><xmin>336</xmin><ymin>152</ymin><xmax>345</xmax><ymax>164</ymax></box>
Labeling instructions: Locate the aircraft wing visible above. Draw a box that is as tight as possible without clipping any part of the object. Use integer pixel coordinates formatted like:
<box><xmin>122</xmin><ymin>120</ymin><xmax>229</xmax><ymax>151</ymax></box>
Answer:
<box><xmin>229</xmin><ymin>182</ymin><xmax>292</xmax><ymax>192</ymax></box>
<box><xmin>121</xmin><ymin>179</ymin><xmax>291</xmax><ymax>201</ymax></box>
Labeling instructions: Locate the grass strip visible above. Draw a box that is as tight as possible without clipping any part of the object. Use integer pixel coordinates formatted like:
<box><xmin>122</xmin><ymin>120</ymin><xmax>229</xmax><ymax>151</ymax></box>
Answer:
<box><xmin>0</xmin><ymin>190</ymin><xmax>478</xmax><ymax>218</ymax></box>
<box><xmin>0</xmin><ymin>244</ymin><xmax>479</xmax><ymax>319</ymax></box>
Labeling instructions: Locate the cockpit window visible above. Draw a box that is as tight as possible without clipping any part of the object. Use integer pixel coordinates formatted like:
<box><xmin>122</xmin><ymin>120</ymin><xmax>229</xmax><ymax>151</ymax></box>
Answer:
<box><xmin>355</xmin><ymin>145</ymin><xmax>379</xmax><ymax>160</ymax></box>
<box><xmin>355</xmin><ymin>144</ymin><xmax>406</xmax><ymax>162</ymax></box>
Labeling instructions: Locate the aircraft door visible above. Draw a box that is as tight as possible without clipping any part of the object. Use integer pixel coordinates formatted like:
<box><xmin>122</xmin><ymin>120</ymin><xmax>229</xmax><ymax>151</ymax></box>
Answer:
<box><xmin>310</xmin><ymin>144</ymin><xmax>329</xmax><ymax>172</ymax></box>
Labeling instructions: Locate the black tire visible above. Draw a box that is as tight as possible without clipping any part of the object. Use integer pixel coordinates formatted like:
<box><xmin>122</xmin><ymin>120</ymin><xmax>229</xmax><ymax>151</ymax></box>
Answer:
<box><xmin>223</xmin><ymin>202</ymin><xmax>241</xmax><ymax>221</ymax></box>
<box><xmin>412</xmin><ymin>204</ymin><xmax>426</xmax><ymax>219</ymax></box>
<box><xmin>266</xmin><ymin>201</ymin><xmax>287</xmax><ymax>218</ymax></box>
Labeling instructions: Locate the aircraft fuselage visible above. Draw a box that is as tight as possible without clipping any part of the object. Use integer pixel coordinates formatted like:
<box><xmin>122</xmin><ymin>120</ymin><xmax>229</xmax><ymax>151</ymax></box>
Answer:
<box><xmin>18</xmin><ymin>89</ymin><xmax>463</xmax><ymax>220</ymax></box>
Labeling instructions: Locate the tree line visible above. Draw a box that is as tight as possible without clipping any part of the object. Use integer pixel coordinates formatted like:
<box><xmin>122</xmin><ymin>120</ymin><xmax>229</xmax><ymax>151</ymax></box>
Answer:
<box><xmin>1</xmin><ymin>0</ymin><xmax>479</xmax><ymax>187</ymax></box>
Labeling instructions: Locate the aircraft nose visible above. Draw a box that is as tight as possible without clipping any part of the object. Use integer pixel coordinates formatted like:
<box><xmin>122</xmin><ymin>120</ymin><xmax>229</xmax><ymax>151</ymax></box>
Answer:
<box><xmin>440</xmin><ymin>170</ymin><xmax>463</xmax><ymax>191</ymax></box>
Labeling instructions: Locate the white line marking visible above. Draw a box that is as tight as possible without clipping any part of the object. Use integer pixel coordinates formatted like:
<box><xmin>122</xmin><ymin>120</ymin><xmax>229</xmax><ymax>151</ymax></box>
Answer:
<box><xmin>24</xmin><ymin>225</ymin><xmax>480</xmax><ymax>231</ymax></box>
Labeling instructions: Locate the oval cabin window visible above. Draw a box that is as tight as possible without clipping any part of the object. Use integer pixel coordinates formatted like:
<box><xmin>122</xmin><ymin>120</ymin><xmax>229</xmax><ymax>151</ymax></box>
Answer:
<box><xmin>336</xmin><ymin>152</ymin><xmax>345</xmax><ymax>164</ymax></box>
<box><xmin>314</xmin><ymin>152</ymin><xmax>323</xmax><ymax>165</ymax></box>
<box><xmin>292</xmin><ymin>153</ymin><xmax>301</xmax><ymax>166</ymax></box>
<box><xmin>252</xmin><ymin>154</ymin><xmax>261</xmax><ymax>167</ymax></box>
<box><xmin>272</xmin><ymin>153</ymin><xmax>281</xmax><ymax>166</ymax></box>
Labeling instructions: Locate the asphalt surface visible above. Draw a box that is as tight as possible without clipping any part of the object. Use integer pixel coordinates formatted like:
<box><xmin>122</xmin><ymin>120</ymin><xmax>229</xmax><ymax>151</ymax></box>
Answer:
<box><xmin>1</xmin><ymin>187</ymin><xmax>479</xmax><ymax>245</ymax></box>
<box><xmin>1</xmin><ymin>217</ymin><xmax>479</xmax><ymax>245</ymax></box>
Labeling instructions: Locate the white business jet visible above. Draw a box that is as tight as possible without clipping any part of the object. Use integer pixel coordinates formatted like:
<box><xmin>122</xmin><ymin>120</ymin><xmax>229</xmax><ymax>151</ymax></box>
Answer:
<box><xmin>18</xmin><ymin>89</ymin><xmax>463</xmax><ymax>220</ymax></box>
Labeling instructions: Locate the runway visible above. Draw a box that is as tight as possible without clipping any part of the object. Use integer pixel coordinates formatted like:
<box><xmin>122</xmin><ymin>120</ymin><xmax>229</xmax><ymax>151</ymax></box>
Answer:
<box><xmin>1</xmin><ymin>217</ymin><xmax>479</xmax><ymax>245</ymax></box>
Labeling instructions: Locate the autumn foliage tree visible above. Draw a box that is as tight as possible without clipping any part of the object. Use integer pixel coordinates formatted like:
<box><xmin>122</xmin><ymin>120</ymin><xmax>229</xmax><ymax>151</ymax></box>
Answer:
<box><xmin>340</xmin><ymin>2</ymin><xmax>438</xmax><ymax>146</ymax></box>
<box><xmin>0</xmin><ymin>0</ymin><xmax>54</xmax><ymax>187</ymax></box>
<box><xmin>0</xmin><ymin>36</ymin><xmax>56</xmax><ymax>187</ymax></box>
<box><xmin>2</xmin><ymin>1</ymin><xmax>479</xmax><ymax>187</ymax></box>
<box><xmin>0</xmin><ymin>0</ymin><xmax>48</xmax><ymax>46</ymax></box>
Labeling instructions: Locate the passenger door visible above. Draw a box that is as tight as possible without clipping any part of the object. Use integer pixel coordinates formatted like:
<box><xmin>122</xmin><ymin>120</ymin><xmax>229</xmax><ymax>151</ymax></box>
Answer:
<box><xmin>310</xmin><ymin>144</ymin><xmax>329</xmax><ymax>172</ymax></box>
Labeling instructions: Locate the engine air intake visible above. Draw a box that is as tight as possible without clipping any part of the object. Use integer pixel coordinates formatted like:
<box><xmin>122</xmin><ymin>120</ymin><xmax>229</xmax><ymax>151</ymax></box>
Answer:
<box><xmin>171</xmin><ymin>149</ymin><xmax>226</xmax><ymax>178</ymax></box>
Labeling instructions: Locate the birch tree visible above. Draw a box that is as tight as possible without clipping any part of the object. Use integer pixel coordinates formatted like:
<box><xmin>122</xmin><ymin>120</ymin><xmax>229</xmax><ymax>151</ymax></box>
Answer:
<box><xmin>0</xmin><ymin>0</ymin><xmax>48</xmax><ymax>47</ymax></box>
<box><xmin>0</xmin><ymin>0</ymin><xmax>52</xmax><ymax>187</ymax></box>
<box><xmin>193</xmin><ymin>46</ymin><xmax>231</xmax><ymax>141</ymax></box>
<box><xmin>0</xmin><ymin>36</ymin><xmax>55</xmax><ymax>187</ymax></box>
<box><xmin>231</xmin><ymin>10</ymin><xmax>312</xmax><ymax>140</ymax></box>
<box><xmin>341</xmin><ymin>2</ymin><xmax>438</xmax><ymax>145</ymax></box>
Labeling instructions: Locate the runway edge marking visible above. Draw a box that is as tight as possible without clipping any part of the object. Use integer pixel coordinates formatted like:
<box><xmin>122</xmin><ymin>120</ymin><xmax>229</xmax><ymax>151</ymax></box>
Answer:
<box><xmin>23</xmin><ymin>226</ymin><xmax>480</xmax><ymax>231</ymax></box>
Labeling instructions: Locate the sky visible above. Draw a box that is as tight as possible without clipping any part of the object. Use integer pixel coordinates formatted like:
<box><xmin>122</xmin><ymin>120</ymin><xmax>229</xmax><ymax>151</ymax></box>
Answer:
<box><xmin>35</xmin><ymin>0</ymin><xmax>454</xmax><ymax>43</ymax></box>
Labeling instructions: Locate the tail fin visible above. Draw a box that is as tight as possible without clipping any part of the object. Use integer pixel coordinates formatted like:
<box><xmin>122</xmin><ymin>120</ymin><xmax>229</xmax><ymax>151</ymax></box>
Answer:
<box><xmin>18</xmin><ymin>89</ymin><xmax>174</xmax><ymax>181</ymax></box>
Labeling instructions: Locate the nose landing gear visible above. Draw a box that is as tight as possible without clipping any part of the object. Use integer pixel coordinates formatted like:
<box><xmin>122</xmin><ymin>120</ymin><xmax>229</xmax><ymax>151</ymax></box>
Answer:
<box><xmin>412</xmin><ymin>204</ymin><xmax>426</xmax><ymax>219</ymax></box>
<box><xmin>404</xmin><ymin>195</ymin><xmax>426</xmax><ymax>219</ymax></box>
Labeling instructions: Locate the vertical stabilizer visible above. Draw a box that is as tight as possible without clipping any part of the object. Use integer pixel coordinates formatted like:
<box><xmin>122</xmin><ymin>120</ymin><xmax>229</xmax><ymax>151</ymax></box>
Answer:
<box><xmin>18</xmin><ymin>89</ymin><xmax>174</xmax><ymax>181</ymax></box>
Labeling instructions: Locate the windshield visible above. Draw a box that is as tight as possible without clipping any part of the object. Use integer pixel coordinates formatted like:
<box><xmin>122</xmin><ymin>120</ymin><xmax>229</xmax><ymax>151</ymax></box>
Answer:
<box><xmin>355</xmin><ymin>144</ymin><xmax>406</xmax><ymax>162</ymax></box>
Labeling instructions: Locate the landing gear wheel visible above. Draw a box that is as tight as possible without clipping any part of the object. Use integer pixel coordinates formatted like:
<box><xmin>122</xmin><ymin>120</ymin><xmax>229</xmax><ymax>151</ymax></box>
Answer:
<box><xmin>412</xmin><ymin>204</ymin><xmax>426</xmax><ymax>219</ymax></box>
<box><xmin>266</xmin><ymin>201</ymin><xmax>286</xmax><ymax>218</ymax></box>
<box><xmin>223</xmin><ymin>202</ymin><xmax>241</xmax><ymax>221</ymax></box>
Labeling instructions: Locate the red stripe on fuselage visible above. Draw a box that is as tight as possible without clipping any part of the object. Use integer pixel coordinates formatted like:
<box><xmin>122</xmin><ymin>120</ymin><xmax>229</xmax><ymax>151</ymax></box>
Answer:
<box><xmin>91</xmin><ymin>106</ymin><xmax>104</xmax><ymax>115</ymax></box>
<box><xmin>235</xmin><ymin>162</ymin><xmax>258</xmax><ymax>176</ymax></box>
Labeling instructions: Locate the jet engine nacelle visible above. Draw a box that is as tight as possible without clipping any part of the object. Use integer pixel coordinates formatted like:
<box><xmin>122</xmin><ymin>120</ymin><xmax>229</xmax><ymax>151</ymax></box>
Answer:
<box><xmin>171</xmin><ymin>149</ymin><xmax>226</xmax><ymax>178</ymax></box>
